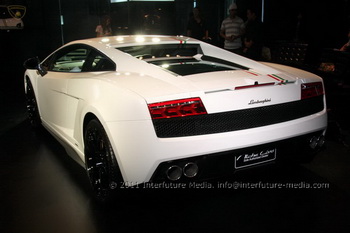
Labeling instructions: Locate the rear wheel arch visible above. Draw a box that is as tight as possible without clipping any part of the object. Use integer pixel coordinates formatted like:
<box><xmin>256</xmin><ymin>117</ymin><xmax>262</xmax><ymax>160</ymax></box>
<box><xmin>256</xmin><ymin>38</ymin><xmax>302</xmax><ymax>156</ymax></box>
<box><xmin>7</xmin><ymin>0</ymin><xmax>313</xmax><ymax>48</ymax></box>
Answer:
<box><xmin>83</xmin><ymin>112</ymin><xmax>98</xmax><ymax>135</ymax></box>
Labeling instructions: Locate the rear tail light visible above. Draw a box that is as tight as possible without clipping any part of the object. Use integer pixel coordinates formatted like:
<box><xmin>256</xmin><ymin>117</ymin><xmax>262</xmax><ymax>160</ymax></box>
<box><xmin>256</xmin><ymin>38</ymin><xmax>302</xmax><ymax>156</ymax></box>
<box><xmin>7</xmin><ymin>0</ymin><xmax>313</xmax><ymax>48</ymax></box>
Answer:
<box><xmin>301</xmin><ymin>82</ymin><xmax>324</xmax><ymax>99</ymax></box>
<box><xmin>148</xmin><ymin>97</ymin><xmax>207</xmax><ymax>119</ymax></box>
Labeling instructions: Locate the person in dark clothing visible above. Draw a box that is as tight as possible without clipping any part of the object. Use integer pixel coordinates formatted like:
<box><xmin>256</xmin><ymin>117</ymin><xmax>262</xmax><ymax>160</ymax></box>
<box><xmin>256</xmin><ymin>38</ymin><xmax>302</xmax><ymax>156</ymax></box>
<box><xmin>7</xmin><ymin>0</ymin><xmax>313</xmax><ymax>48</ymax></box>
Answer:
<box><xmin>242</xmin><ymin>8</ymin><xmax>264</xmax><ymax>60</ymax></box>
<box><xmin>96</xmin><ymin>15</ymin><xmax>112</xmax><ymax>37</ymax></box>
<box><xmin>339</xmin><ymin>29</ymin><xmax>350</xmax><ymax>52</ymax></box>
<box><xmin>187</xmin><ymin>7</ymin><xmax>209</xmax><ymax>41</ymax></box>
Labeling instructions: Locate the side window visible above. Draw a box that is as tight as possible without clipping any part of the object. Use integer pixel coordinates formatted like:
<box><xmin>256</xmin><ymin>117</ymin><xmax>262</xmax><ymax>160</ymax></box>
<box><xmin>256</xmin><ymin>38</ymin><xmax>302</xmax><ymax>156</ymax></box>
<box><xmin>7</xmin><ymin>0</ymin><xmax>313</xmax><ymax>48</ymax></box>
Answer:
<box><xmin>49</xmin><ymin>46</ymin><xmax>90</xmax><ymax>73</ymax></box>
<box><xmin>82</xmin><ymin>50</ymin><xmax>116</xmax><ymax>72</ymax></box>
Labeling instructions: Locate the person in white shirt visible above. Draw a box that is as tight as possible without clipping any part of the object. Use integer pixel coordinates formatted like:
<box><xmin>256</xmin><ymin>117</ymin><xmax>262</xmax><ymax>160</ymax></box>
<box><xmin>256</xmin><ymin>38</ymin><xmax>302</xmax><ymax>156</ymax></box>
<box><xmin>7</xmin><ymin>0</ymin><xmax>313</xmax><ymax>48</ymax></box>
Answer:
<box><xmin>220</xmin><ymin>3</ymin><xmax>244</xmax><ymax>54</ymax></box>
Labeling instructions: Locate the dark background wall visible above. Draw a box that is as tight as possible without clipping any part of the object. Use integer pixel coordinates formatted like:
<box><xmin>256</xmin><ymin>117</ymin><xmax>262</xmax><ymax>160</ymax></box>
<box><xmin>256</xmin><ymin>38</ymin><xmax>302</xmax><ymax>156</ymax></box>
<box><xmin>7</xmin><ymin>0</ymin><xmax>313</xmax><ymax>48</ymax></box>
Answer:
<box><xmin>0</xmin><ymin>0</ymin><xmax>349</xmax><ymax>99</ymax></box>
<box><xmin>2</xmin><ymin>0</ymin><xmax>350</xmax><ymax>56</ymax></box>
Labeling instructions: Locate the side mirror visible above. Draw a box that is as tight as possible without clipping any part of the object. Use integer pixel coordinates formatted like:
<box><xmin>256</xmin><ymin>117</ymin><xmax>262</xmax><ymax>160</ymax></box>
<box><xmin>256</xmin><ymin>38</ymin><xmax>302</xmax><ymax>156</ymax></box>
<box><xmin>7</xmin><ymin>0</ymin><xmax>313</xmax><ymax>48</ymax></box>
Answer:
<box><xmin>23</xmin><ymin>57</ymin><xmax>39</xmax><ymax>69</ymax></box>
<box><xmin>23</xmin><ymin>57</ymin><xmax>47</xmax><ymax>76</ymax></box>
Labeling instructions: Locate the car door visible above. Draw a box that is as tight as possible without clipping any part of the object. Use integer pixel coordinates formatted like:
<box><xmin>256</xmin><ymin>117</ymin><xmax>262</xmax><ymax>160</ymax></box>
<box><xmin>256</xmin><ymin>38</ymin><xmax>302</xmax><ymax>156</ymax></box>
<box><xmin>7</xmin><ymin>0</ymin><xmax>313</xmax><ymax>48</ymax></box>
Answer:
<box><xmin>65</xmin><ymin>47</ymin><xmax>117</xmax><ymax>130</ymax></box>
<box><xmin>37</xmin><ymin>44</ymin><xmax>91</xmax><ymax>138</ymax></box>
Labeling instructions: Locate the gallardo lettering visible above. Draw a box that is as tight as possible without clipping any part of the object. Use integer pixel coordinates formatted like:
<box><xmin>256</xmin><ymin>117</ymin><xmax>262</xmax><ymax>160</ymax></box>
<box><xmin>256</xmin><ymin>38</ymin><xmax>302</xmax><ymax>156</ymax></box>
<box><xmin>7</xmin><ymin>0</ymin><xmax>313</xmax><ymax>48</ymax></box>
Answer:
<box><xmin>248</xmin><ymin>98</ymin><xmax>271</xmax><ymax>105</ymax></box>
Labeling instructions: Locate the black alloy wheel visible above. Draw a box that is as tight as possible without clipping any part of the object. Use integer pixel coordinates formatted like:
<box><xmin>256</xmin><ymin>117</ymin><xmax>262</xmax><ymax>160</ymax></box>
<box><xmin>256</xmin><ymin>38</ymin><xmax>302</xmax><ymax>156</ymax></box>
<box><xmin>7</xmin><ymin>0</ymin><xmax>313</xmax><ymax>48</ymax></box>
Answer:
<box><xmin>25</xmin><ymin>79</ymin><xmax>41</xmax><ymax>127</ymax></box>
<box><xmin>84</xmin><ymin>119</ymin><xmax>121</xmax><ymax>202</ymax></box>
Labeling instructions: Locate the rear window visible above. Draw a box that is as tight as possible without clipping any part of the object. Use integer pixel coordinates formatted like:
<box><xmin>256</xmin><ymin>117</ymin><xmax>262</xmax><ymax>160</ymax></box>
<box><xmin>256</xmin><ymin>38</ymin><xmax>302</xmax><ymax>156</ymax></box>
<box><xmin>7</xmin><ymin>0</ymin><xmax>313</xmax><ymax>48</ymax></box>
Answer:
<box><xmin>149</xmin><ymin>58</ymin><xmax>241</xmax><ymax>76</ymax></box>
<box><xmin>118</xmin><ymin>44</ymin><xmax>247</xmax><ymax>76</ymax></box>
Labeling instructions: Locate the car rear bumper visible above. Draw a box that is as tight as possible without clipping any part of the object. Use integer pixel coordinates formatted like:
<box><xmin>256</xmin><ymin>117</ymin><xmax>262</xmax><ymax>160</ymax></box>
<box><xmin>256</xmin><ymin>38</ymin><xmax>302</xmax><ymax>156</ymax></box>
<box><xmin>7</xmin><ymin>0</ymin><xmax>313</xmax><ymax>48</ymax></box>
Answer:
<box><xmin>150</xmin><ymin>130</ymin><xmax>325</xmax><ymax>183</ymax></box>
<box><xmin>105</xmin><ymin>107</ymin><xmax>327</xmax><ymax>185</ymax></box>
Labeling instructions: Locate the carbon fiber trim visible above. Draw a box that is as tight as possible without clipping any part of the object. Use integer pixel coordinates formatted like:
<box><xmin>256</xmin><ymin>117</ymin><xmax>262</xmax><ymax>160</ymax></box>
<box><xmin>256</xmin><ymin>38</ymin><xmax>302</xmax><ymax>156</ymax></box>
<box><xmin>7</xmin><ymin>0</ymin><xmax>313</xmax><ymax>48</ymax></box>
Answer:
<box><xmin>152</xmin><ymin>96</ymin><xmax>324</xmax><ymax>138</ymax></box>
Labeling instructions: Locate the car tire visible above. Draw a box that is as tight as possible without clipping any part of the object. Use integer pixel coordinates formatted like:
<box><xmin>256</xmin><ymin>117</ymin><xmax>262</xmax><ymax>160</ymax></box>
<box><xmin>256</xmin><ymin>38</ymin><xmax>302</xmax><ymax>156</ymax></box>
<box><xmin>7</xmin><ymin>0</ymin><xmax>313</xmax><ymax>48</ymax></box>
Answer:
<box><xmin>25</xmin><ymin>78</ymin><xmax>41</xmax><ymax>127</ymax></box>
<box><xmin>84</xmin><ymin>119</ymin><xmax>122</xmax><ymax>203</ymax></box>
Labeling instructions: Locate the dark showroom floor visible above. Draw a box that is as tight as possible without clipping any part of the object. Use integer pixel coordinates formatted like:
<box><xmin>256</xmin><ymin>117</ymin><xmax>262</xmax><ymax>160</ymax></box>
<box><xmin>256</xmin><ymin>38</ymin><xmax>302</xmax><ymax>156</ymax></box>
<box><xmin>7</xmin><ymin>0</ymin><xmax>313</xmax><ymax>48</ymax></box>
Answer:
<box><xmin>1</xmin><ymin>68</ymin><xmax>350</xmax><ymax>233</ymax></box>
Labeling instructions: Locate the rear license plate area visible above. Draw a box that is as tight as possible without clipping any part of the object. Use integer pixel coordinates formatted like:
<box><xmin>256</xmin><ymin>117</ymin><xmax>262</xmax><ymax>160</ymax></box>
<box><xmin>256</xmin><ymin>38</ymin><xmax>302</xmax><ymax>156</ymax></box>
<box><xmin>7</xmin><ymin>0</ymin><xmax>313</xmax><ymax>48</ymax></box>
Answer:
<box><xmin>234</xmin><ymin>148</ymin><xmax>277</xmax><ymax>169</ymax></box>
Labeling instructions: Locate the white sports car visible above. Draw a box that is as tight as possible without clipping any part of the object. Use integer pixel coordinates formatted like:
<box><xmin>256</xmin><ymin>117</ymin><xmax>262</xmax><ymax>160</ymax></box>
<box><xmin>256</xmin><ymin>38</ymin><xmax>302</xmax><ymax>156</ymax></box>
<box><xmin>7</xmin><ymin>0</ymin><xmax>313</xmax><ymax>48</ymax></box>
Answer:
<box><xmin>24</xmin><ymin>35</ymin><xmax>327</xmax><ymax>200</ymax></box>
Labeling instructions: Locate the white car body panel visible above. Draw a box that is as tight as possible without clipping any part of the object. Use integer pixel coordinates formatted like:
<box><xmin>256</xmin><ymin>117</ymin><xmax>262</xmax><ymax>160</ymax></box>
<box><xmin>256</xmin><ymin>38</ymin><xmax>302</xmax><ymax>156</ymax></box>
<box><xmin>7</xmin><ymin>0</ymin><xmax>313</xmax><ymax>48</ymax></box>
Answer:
<box><xmin>24</xmin><ymin>35</ymin><xmax>327</xmax><ymax>185</ymax></box>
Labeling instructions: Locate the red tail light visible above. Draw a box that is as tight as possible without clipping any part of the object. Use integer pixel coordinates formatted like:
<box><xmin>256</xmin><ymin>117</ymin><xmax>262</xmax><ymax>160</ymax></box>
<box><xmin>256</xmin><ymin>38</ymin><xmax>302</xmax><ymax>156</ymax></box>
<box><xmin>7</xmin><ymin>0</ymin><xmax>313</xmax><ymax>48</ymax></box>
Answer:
<box><xmin>148</xmin><ymin>97</ymin><xmax>207</xmax><ymax>119</ymax></box>
<box><xmin>301</xmin><ymin>82</ymin><xmax>324</xmax><ymax>99</ymax></box>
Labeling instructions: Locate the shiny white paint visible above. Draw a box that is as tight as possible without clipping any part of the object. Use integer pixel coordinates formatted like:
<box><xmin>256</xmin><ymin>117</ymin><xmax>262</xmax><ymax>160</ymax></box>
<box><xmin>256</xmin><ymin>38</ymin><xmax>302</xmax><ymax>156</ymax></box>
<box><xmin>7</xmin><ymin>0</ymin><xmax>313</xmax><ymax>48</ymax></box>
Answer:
<box><xmin>24</xmin><ymin>35</ymin><xmax>327</xmax><ymax>184</ymax></box>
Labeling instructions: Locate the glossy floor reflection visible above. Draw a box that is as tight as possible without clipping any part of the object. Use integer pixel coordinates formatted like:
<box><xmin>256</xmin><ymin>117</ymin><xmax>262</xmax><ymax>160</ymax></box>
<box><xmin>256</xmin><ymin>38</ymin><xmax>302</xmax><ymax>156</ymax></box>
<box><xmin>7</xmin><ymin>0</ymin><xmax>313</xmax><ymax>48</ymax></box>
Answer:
<box><xmin>1</xmin><ymin>114</ymin><xmax>350</xmax><ymax>233</ymax></box>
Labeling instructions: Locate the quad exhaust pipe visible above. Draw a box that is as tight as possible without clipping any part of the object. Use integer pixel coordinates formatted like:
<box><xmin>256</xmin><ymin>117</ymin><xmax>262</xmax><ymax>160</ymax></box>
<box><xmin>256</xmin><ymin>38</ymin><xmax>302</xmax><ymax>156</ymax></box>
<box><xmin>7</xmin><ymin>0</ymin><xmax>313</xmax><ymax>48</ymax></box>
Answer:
<box><xmin>166</xmin><ymin>165</ymin><xmax>182</xmax><ymax>181</ymax></box>
<box><xmin>166</xmin><ymin>162</ymin><xmax>199</xmax><ymax>181</ymax></box>
<box><xmin>309</xmin><ymin>135</ymin><xmax>325</xmax><ymax>149</ymax></box>
<box><xmin>183</xmin><ymin>162</ymin><xmax>199</xmax><ymax>178</ymax></box>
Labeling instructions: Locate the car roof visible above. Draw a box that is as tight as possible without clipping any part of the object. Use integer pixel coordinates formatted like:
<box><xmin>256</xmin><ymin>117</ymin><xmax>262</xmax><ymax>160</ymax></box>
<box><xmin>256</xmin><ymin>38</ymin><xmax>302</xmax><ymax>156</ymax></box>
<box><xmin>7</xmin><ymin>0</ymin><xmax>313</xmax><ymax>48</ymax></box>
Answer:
<box><xmin>63</xmin><ymin>35</ymin><xmax>276</xmax><ymax>75</ymax></box>
<box><xmin>71</xmin><ymin>35</ymin><xmax>200</xmax><ymax>49</ymax></box>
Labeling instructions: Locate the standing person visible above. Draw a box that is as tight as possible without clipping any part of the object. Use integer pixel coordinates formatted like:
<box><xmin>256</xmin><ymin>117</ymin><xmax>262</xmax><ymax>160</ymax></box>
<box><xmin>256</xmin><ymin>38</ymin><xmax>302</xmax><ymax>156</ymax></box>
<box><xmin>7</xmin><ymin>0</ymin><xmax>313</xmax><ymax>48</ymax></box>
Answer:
<box><xmin>96</xmin><ymin>15</ymin><xmax>112</xmax><ymax>37</ymax></box>
<box><xmin>242</xmin><ymin>7</ymin><xmax>264</xmax><ymax>60</ymax></box>
<box><xmin>220</xmin><ymin>3</ymin><xmax>244</xmax><ymax>54</ymax></box>
<box><xmin>187</xmin><ymin>7</ymin><xmax>209</xmax><ymax>41</ymax></box>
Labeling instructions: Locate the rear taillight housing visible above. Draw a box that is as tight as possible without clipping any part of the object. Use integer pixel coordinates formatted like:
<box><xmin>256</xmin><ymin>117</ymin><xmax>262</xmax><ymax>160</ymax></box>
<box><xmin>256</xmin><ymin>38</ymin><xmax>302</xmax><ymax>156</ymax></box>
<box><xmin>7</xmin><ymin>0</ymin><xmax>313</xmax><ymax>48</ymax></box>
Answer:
<box><xmin>148</xmin><ymin>97</ymin><xmax>207</xmax><ymax>119</ymax></box>
<box><xmin>301</xmin><ymin>82</ymin><xmax>324</xmax><ymax>99</ymax></box>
